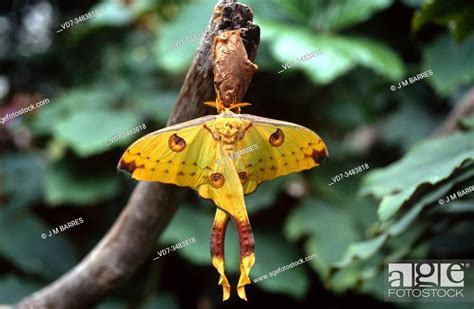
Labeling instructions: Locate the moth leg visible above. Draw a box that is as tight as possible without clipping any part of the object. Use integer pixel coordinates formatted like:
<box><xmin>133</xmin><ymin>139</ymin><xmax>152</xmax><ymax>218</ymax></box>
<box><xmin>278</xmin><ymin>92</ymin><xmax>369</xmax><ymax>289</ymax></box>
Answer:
<box><xmin>211</xmin><ymin>208</ymin><xmax>231</xmax><ymax>301</ymax></box>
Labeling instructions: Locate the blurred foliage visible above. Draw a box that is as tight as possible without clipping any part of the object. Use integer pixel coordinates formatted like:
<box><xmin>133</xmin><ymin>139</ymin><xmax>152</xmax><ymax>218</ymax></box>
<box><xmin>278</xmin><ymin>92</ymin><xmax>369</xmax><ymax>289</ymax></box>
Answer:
<box><xmin>1</xmin><ymin>0</ymin><xmax>474</xmax><ymax>308</ymax></box>
<box><xmin>422</xmin><ymin>34</ymin><xmax>474</xmax><ymax>96</ymax></box>
<box><xmin>412</xmin><ymin>0</ymin><xmax>474</xmax><ymax>43</ymax></box>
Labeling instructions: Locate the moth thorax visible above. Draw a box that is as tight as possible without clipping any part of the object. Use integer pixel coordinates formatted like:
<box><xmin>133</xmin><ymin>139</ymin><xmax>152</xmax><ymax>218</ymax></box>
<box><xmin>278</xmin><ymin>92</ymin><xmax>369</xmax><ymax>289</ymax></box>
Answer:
<box><xmin>220</xmin><ymin>126</ymin><xmax>239</xmax><ymax>137</ymax></box>
<box><xmin>222</xmin><ymin>144</ymin><xmax>235</xmax><ymax>154</ymax></box>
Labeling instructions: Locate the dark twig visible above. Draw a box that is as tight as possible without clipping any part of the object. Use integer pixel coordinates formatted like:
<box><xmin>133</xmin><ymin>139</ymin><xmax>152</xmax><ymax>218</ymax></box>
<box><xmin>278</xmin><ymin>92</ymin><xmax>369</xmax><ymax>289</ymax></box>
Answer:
<box><xmin>432</xmin><ymin>87</ymin><xmax>474</xmax><ymax>137</ymax></box>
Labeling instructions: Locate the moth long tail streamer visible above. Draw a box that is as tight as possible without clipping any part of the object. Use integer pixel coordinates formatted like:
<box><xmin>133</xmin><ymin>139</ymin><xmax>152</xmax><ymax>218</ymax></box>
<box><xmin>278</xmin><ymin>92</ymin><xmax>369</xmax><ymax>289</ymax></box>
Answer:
<box><xmin>235</xmin><ymin>206</ymin><xmax>255</xmax><ymax>301</ymax></box>
<box><xmin>211</xmin><ymin>208</ymin><xmax>231</xmax><ymax>301</ymax></box>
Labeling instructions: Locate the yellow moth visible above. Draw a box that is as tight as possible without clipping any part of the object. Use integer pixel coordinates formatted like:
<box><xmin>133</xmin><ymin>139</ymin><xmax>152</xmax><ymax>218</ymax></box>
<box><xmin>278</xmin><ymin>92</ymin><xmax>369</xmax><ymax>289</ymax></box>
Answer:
<box><xmin>117</xmin><ymin>100</ymin><xmax>328</xmax><ymax>301</ymax></box>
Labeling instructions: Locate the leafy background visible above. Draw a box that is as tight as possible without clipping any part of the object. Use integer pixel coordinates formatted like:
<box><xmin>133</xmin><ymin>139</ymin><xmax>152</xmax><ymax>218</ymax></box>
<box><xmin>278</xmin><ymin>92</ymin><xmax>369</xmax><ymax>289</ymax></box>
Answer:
<box><xmin>1</xmin><ymin>0</ymin><xmax>473</xmax><ymax>308</ymax></box>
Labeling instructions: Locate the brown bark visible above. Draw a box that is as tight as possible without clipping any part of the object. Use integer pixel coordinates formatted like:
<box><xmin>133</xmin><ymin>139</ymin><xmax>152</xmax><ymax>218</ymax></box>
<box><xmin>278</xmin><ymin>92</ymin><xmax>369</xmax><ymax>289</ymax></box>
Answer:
<box><xmin>17</xmin><ymin>1</ymin><xmax>259</xmax><ymax>308</ymax></box>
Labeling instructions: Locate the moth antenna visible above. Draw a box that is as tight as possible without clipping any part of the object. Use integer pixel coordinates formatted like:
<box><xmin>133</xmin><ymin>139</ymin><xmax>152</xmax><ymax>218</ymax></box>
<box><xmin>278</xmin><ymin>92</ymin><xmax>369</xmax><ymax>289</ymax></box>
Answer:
<box><xmin>229</xmin><ymin>102</ymin><xmax>252</xmax><ymax>114</ymax></box>
<box><xmin>204</xmin><ymin>100</ymin><xmax>226</xmax><ymax>113</ymax></box>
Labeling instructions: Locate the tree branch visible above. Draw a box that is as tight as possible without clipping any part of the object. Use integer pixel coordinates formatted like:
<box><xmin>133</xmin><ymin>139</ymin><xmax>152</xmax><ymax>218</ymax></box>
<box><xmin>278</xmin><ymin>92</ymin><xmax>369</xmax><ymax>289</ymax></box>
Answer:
<box><xmin>17</xmin><ymin>1</ymin><xmax>259</xmax><ymax>308</ymax></box>
<box><xmin>432</xmin><ymin>87</ymin><xmax>474</xmax><ymax>137</ymax></box>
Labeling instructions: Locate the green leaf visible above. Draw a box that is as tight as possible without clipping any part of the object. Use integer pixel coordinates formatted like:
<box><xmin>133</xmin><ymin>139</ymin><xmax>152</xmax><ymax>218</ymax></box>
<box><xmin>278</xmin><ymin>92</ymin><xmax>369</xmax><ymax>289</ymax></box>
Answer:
<box><xmin>439</xmin><ymin>200</ymin><xmax>474</xmax><ymax>213</ymax></box>
<box><xmin>377</xmin><ymin>187</ymin><xmax>416</xmax><ymax>221</ymax></box>
<box><xmin>335</xmin><ymin>234</ymin><xmax>387</xmax><ymax>268</ymax></box>
<box><xmin>364</xmin><ymin>131</ymin><xmax>474</xmax><ymax>221</ymax></box>
<box><xmin>159</xmin><ymin>205</ymin><xmax>213</xmax><ymax>265</ymax></box>
<box><xmin>313</xmin><ymin>165</ymin><xmax>473</xmax><ymax>278</ymax></box>
<box><xmin>385</xmin><ymin>222</ymin><xmax>428</xmax><ymax>260</ymax></box>
<box><xmin>32</xmin><ymin>87</ymin><xmax>119</xmax><ymax>136</ymax></box>
<box><xmin>241</xmin><ymin>0</ymin><xmax>293</xmax><ymax>24</ymax></box>
<box><xmin>381</xmin><ymin>101</ymin><xmax>440</xmax><ymax>151</ymax></box>
<box><xmin>154</xmin><ymin>1</ymin><xmax>214</xmax><ymax>73</ymax></box>
<box><xmin>134</xmin><ymin>91</ymin><xmax>177</xmax><ymax>125</ymax></box>
<box><xmin>361</xmin><ymin>131</ymin><xmax>474</xmax><ymax>199</ymax></box>
<box><xmin>387</xmin><ymin>166</ymin><xmax>474</xmax><ymax>236</ymax></box>
<box><xmin>285</xmin><ymin>199</ymin><xmax>359</xmax><ymax>278</ymax></box>
<box><xmin>245</xmin><ymin>177</ymin><xmax>285</xmax><ymax>214</ymax></box>
<box><xmin>422</xmin><ymin>34</ymin><xmax>474</xmax><ymax>96</ymax></box>
<box><xmin>360</xmin><ymin>271</ymin><xmax>386</xmax><ymax>300</ymax></box>
<box><xmin>310</xmin><ymin>0</ymin><xmax>393</xmax><ymax>32</ymax></box>
<box><xmin>0</xmin><ymin>152</ymin><xmax>46</xmax><ymax>210</ymax></box>
<box><xmin>43</xmin><ymin>160</ymin><xmax>120</xmax><ymax>206</ymax></box>
<box><xmin>0</xmin><ymin>276</ymin><xmax>42</xmax><ymax>304</ymax></box>
<box><xmin>53</xmin><ymin>109</ymin><xmax>141</xmax><ymax>157</ymax></box>
<box><xmin>274</xmin><ymin>0</ymin><xmax>322</xmax><ymax>24</ymax></box>
<box><xmin>460</xmin><ymin>115</ymin><xmax>474</xmax><ymax>130</ymax></box>
<box><xmin>92</xmin><ymin>2</ymin><xmax>134</xmax><ymax>27</ymax></box>
<box><xmin>413</xmin><ymin>0</ymin><xmax>474</xmax><ymax>43</ymax></box>
<box><xmin>0</xmin><ymin>209</ymin><xmax>78</xmax><ymax>279</ymax></box>
<box><xmin>329</xmin><ymin>262</ymin><xmax>369</xmax><ymax>293</ymax></box>
<box><xmin>251</xmin><ymin>0</ymin><xmax>392</xmax><ymax>32</ymax></box>
<box><xmin>261</xmin><ymin>21</ymin><xmax>405</xmax><ymax>84</ymax></box>
<box><xmin>251</xmin><ymin>231</ymin><xmax>310</xmax><ymax>299</ymax></box>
